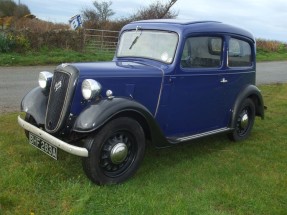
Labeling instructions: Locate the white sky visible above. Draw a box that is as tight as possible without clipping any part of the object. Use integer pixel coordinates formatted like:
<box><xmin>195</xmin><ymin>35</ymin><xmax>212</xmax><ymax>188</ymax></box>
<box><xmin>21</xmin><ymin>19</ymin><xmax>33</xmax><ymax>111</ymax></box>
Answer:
<box><xmin>21</xmin><ymin>0</ymin><xmax>287</xmax><ymax>42</ymax></box>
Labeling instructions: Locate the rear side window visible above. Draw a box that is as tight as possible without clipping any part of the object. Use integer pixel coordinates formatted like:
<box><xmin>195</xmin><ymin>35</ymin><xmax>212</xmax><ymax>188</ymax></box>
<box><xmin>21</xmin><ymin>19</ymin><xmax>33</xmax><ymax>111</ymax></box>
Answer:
<box><xmin>228</xmin><ymin>38</ymin><xmax>252</xmax><ymax>67</ymax></box>
<box><xmin>181</xmin><ymin>36</ymin><xmax>222</xmax><ymax>68</ymax></box>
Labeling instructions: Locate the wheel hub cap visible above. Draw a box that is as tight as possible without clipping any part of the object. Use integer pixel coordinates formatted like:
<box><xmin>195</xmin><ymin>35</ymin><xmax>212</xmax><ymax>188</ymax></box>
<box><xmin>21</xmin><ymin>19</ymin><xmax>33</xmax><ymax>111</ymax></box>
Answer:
<box><xmin>110</xmin><ymin>143</ymin><xmax>128</xmax><ymax>164</ymax></box>
<box><xmin>240</xmin><ymin>112</ymin><xmax>249</xmax><ymax>130</ymax></box>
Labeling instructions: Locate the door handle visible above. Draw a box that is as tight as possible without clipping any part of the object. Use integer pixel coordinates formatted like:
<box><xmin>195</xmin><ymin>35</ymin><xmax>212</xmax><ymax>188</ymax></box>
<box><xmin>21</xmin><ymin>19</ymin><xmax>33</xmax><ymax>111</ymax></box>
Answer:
<box><xmin>220</xmin><ymin>78</ymin><xmax>228</xmax><ymax>83</ymax></box>
<box><xmin>169</xmin><ymin>76</ymin><xmax>176</xmax><ymax>83</ymax></box>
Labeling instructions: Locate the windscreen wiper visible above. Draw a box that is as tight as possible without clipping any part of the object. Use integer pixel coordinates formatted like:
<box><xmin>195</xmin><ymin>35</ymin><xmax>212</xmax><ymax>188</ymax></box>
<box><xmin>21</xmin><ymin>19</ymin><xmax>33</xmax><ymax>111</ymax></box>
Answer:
<box><xmin>129</xmin><ymin>35</ymin><xmax>140</xmax><ymax>49</ymax></box>
<box><xmin>129</xmin><ymin>27</ymin><xmax>142</xmax><ymax>50</ymax></box>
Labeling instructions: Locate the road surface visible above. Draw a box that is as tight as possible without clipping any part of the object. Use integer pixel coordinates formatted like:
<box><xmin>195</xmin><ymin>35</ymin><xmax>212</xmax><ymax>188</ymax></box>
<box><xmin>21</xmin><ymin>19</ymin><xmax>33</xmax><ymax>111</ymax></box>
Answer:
<box><xmin>0</xmin><ymin>66</ymin><xmax>55</xmax><ymax>113</ymax></box>
<box><xmin>0</xmin><ymin>61</ymin><xmax>286</xmax><ymax>113</ymax></box>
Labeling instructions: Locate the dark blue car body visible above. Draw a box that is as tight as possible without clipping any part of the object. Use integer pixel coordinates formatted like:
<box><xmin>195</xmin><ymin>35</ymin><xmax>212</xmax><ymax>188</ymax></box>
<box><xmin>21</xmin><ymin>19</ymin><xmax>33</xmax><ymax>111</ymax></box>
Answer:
<box><xmin>18</xmin><ymin>20</ymin><xmax>264</xmax><ymax>184</ymax></box>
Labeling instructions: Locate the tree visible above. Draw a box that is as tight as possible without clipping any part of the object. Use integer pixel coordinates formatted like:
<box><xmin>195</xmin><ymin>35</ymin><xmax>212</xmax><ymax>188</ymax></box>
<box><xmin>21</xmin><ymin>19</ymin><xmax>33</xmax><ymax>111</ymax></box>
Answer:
<box><xmin>132</xmin><ymin>0</ymin><xmax>178</xmax><ymax>20</ymax></box>
<box><xmin>0</xmin><ymin>0</ymin><xmax>17</xmax><ymax>17</ymax></box>
<box><xmin>0</xmin><ymin>0</ymin><xmax>30</xmax><ymax>18</ymax></box>
<box><xmin>13</xmin><ymin>3</ymin><xmax>30</xmax><ymax>18</ymax></box>
<box><xmin>93</xmin><ymin>1</ymin><xmax>115</xmax><ymax>22</ymax></box>
<box><xmin>82</xmin><ymin>0</ymin><xmax>178</xmax><ymax>30</ymax></box>
<box><xmin>82</xmin><ymin>8</ymin><xmax>100</xmax><ymax>28</ymax></box>
<box><xmin>82</xmin><ymin>0</ymin><xmax>115</xmax><ymax>28</ymax></box>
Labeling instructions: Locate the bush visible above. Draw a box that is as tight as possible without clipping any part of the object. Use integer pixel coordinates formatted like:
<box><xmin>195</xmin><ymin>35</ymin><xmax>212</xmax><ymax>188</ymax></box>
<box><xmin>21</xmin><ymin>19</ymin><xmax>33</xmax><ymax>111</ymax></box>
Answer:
<box><xmin>12</xmin><ymin>18</ymin><xmax>69</xmax><ymax>33</ymax></box>
<box><xmin>256</xmin><ymin>39</ymin><xmax>287</xmax><ymax>53</ymax></box>
<box><xmin>12</xmin><ymin>33</ymin><xmax>30</xmax><ymax>52</ymax></box>
<box><xmin>23</xmin><ymin>29</ymin><xmax>84</xmax><ymax>51</ymax></box>
<box><xmin>1</xmin><ymin>18</ymin><xmax>84</xmax><ymax>53</ymax></box>
<box><xmin>13</xmin><ymin>19</ymin><xmax>84</xmax><ymax>51</ymax></box>
<box><xmin>1</xmin><ymin>29</ymin><xmax>84</xmax><ymax>53</ymax></box>
<box><xmin>0</xmin><ymin>31</ymin><xmax>30</xmax><ymax>52</ymax></box>
<box><xmin>0</xmin><ymin>32</ymin><xmax>14</xmax><ymax>52</ymax></box>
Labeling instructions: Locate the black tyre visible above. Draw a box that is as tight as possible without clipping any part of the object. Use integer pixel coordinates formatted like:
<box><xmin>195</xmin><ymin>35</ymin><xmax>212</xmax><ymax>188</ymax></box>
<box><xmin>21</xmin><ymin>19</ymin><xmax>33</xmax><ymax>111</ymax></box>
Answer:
<box><xmin>82</xmin><ymin>117</ymin><xmax>146</xmax><ymax>185</ymax></box>
<box><xmin>228</xmin><ymin>98</ymin><xmax>255</xmax><ymax>141</ymax></box>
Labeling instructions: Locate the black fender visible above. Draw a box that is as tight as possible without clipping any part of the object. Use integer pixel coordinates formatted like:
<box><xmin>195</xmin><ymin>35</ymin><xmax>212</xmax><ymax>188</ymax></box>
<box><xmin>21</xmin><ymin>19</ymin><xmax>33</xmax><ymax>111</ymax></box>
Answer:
<box><xmin>230</xmin><ymin>85</ymin><xmax>264</xmax><ymax>129</ymax></box>
<box><xmin>73</xmin><ymin>97</ymin><xmax>168</xmax><ymax>147</ymax></box>
<box><xmin>21</xmin><ymin>87</ymin><xmax>48</xmax><ymax>125</ymax></box>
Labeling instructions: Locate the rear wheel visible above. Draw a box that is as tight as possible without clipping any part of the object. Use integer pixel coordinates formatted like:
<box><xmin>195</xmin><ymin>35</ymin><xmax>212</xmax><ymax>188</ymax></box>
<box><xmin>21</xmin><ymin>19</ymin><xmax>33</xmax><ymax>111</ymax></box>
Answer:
<box><xmin>82</xmin><ymin>117</ymin><xmax>146</xmax><ymax>185</ymax></box>
<box><xmin>228</xmin><ymin>98</ymin><xmax>255</xmax><ymax>141</ymax></box>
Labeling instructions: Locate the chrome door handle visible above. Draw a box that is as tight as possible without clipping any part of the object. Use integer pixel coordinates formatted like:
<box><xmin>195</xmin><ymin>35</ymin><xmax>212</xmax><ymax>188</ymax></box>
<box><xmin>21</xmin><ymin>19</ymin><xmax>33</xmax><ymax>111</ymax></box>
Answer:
<box><xmin>220</xmin><ymin>78</ymin><xmax>228</xmax><ymax>83</ymax></box>
<box><xmin>169</xmin><ymin>76</ymin><xmax>176</xmax><ymax>83</ymax></box>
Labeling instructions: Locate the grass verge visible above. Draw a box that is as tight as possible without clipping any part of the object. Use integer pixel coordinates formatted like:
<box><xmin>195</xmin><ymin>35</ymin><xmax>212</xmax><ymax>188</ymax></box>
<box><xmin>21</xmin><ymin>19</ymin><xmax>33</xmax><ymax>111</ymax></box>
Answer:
<box><xmin>0</xmin><ymin>49</ymin><xmax>114</xmax><ymax>66</ymax></box>
<box><xmin>0</xmin><ymin>84</ymin><xmax>287</xmax><ymax>214</ymax></box>
<box><xmin>257</xmin><ymin>50</ymin><xmax>287</xmax><ymax>62</ymax></box>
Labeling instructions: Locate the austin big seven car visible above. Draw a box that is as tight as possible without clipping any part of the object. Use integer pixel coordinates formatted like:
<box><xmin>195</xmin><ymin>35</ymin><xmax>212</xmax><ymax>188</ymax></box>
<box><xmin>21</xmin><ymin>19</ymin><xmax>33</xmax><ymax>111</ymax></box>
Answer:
<box><xmin>18</xmin><ymin>20</ymin><xmax>264</xmax><ymax>185</ymax></box>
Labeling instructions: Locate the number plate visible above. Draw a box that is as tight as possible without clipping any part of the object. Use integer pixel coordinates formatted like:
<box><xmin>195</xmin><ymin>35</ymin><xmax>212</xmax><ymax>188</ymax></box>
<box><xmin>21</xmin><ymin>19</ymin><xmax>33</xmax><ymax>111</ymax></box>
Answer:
<box><xmin>29</xmin><ymin>132</ymin><xmax>58</xmax><ymax>160</ymax></box>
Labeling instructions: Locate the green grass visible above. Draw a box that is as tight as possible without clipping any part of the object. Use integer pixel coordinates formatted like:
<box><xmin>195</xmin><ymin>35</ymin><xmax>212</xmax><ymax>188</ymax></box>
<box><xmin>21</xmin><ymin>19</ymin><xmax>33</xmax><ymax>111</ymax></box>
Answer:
<box><xmin>257</xmin><ymin>50</ymin><xmax>287</xmax><ymax>62</ymax></box>
<box><xmin>0</xmin><ymin>49</ymin><xmax>114</xmax><ymax>66</ymax></box>
<box><xmin>1</xmin><ymin>84</ymin><xmax>287</xmax><ymax>214</ymax></box>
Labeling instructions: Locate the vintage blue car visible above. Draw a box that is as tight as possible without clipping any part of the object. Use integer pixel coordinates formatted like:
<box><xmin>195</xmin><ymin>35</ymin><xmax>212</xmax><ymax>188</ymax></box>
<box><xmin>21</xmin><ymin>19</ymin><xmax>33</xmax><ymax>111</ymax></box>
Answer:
<box><xmin>18</xmin><ymin>19</ymin><xmax>264</xmax><ymax>185</ymax></box>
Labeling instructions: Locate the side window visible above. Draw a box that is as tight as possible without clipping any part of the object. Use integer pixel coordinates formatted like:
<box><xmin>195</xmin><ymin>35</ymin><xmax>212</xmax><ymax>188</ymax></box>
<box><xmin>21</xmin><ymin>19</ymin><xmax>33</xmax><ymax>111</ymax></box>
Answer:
<box><xmin>228</xmin><ymin>38</ymin><xmax>252</xmax><ymax>67</ymax></box>
<box><xmin>181</xmin><ymin>36</ymin><xmax>222</xmax><ymax>68</ymax></box>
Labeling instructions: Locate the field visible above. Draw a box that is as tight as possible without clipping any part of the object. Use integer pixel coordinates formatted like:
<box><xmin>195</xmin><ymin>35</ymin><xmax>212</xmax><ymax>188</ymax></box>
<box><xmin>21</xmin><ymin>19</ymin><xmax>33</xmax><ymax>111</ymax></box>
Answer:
<box><xmin>0</xmin><ymin>84</ymin><xmax>286</xmax><ymax>215</ymax></box>
<box><xmin>0</xmin><ymin>49</ymin><xmax>114</xmax><ymax>66</ymax></box>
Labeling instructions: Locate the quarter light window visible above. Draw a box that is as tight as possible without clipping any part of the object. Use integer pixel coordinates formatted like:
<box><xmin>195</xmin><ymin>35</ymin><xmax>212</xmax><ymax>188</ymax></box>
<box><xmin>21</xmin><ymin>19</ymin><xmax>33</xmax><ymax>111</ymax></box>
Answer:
<box><xmin>228</xmin><ymin>38</ymin><xmax>252</xmax><ymax>67</ymax></box>
<box><xmin>181</xmin><ymin>37</ymin><xmax>222</xmax><ymax>68</ymax></box>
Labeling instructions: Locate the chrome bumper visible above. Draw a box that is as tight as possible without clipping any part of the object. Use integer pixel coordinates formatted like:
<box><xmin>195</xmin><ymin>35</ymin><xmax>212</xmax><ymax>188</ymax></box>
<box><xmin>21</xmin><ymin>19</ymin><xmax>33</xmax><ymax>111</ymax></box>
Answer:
<box><xmin>17</xmin><ymin>115</ymin><xmax>89</xmax><ymax>157</ymax></box>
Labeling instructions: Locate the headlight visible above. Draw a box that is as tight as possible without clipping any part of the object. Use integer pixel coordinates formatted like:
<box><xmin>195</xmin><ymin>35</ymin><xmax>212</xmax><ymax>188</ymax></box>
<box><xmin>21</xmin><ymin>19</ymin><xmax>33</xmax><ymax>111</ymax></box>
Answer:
<box><xmin>82</xmin><ymin>79</ymin><xmax>102</xmax><ymax>100</ymax></box>
<box><xmin>39</xmin><ymin>71</ymin><xmax>53</xmax><ymax>90</ymax></box>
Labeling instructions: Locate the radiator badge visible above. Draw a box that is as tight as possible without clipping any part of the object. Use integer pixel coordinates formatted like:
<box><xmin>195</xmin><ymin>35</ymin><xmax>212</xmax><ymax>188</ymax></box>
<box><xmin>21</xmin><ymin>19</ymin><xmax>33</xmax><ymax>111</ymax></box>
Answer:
<box><xmin>54</xmin><ymin>81</ymin><xmax>62</xmax><ymax>92</ymax></box>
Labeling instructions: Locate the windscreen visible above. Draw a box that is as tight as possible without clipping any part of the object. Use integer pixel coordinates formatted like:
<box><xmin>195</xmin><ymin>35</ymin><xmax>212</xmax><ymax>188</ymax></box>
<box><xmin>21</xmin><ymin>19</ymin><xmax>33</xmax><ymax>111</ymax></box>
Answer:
<box><xmin>117</xmin><ymin>30</ymin><xmax>178</xmax><ymax>64</ymax></box>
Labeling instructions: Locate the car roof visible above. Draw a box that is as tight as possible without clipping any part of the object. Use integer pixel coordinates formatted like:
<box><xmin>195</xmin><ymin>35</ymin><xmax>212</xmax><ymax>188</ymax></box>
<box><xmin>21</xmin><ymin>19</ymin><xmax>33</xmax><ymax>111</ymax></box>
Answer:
<box><xmin>132</xmin><ymin>19</ymin><xmax>220</xmax><ymax>25</ymax></box>
<box><xmin>122</xmin><ymin>19</ymin><xmax>254</xmax><ymax>42</ymax></box>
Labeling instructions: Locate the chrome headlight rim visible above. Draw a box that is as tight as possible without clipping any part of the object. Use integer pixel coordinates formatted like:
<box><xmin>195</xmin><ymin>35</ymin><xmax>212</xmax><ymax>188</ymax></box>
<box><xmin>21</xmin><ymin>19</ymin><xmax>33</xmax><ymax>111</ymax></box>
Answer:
<box><xmin>81</xmin><ymin>79</ymin><xmax>102</xmax><ymax>100</ymax></box>
<box><xmin>38</xmin><ymin>71</ymin><xmax>53</xmax><ymax>90</ymax></box>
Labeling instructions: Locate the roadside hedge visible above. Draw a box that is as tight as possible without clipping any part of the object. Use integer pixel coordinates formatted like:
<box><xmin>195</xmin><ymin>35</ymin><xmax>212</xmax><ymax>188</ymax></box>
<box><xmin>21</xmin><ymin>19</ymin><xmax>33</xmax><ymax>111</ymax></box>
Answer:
<box><xmin>0</xmin><ymin>29</ymin><xmax>84</xmax><ymax>53</ymax></box>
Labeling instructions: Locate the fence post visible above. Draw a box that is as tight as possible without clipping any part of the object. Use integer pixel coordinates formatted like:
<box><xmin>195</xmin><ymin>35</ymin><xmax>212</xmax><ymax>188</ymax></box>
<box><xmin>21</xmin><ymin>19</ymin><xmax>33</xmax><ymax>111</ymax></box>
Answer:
<box><xmin>83</xmin><ymin>29</ymin><xmax>87</xmax><ymax>52</ymax></box>
<box><xmin>101</xmin><ymin>30</ymin><xmax>104</xmax><ymax>51</ymax></box>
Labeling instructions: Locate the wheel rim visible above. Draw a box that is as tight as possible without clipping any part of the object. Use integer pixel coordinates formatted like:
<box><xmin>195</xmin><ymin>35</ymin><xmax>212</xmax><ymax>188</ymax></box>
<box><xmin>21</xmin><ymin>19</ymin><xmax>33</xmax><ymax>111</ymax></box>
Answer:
<box><xmin>100</xmin><ymin>131</ymin><xmax>136</xmax><ymax>177</ymax></box>
<box><xmin>236</xmin><ymin>107</ymin><xmax>251</xmax><ymax>136</ymax></box>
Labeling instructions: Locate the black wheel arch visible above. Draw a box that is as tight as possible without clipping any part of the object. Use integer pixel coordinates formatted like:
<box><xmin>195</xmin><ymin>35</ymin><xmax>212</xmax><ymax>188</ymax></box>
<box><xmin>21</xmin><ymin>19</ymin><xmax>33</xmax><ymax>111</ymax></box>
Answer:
<box><xmin>20</xmin><ymin>87</ymin><xmax>48</xmax><ymax>125</ymax></box>
<box><xmin>73</xmin><ymin>97</ymin><xmax>168</xmax><ymax>148</ymax></box>
<box><xmin>230</xmin><ymin>85</ymin><xmax>264</xmax><ymax>129</ymax></box>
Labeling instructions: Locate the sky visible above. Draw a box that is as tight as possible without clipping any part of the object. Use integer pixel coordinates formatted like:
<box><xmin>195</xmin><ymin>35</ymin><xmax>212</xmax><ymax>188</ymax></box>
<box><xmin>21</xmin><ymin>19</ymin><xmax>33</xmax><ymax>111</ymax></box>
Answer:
<box><xmin>20</xmin><ymin>0</ymin><xmax>287</xmax><ymax>42</ymax></box>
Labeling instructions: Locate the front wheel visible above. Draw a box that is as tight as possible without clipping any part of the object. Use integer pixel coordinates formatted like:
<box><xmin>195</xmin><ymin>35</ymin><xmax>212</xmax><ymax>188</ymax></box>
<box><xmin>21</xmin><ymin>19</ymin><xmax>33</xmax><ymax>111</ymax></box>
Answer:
<box><xmin>228</xmin><ymin>98</ymin><xmax>255</xmax><ymax>141</ymax></box>
<box><xmin>82</xmin><ymin>117</ymin><xmax>146</xmax><ymax>185</ymax></box>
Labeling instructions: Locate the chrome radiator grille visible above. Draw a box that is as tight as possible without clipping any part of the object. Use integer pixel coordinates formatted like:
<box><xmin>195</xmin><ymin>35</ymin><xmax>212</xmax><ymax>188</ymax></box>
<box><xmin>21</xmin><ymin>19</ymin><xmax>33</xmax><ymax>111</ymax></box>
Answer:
<box><xmin>45</xmin><ymin>68</ymin><xmax>78</xmax><ymax>133</ymax></box>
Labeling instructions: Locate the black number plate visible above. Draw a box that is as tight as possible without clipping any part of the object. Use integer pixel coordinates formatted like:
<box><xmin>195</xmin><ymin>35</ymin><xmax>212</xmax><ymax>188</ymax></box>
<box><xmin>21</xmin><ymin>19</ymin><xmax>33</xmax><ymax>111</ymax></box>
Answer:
<box><xmin>29</xmin><ymin>132</ymin><xmax>58</xmax><ymax>160</ymax></box>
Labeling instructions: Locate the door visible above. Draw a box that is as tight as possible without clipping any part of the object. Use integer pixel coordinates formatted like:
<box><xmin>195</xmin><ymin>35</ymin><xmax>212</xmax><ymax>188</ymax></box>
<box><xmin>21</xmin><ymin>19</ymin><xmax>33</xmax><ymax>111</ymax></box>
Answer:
<box><xmin>165</xmin><ymin>36</ymin><xmax>230</xmax><ymax>137</ymax></box>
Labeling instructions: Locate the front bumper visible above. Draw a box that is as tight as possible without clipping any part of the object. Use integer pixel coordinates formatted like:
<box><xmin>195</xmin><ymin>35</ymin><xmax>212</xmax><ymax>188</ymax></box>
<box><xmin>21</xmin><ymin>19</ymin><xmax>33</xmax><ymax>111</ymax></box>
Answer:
<box><xmin>18</xmin><ymin>116</ymin><xmax>89</xmax><ymax>157</ymax></box>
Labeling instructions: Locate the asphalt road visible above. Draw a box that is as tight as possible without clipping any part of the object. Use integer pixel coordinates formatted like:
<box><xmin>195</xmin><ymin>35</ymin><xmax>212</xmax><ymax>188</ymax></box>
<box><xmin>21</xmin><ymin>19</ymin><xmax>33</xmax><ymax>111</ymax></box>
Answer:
<box><xmin>0</xmin><ymin>61</ymin><xmax>286</xmax><ymax>113</ymax></box>
<box><xmin>0</xmin><ymin>65</ymin><xmax>55</xmax><ymax>113</ymax></box>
